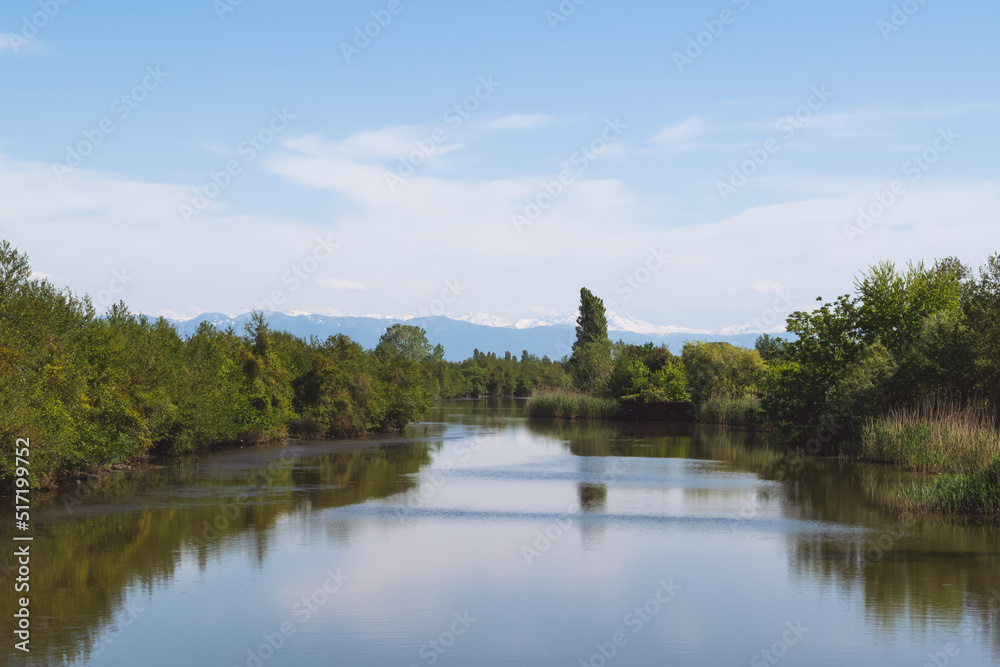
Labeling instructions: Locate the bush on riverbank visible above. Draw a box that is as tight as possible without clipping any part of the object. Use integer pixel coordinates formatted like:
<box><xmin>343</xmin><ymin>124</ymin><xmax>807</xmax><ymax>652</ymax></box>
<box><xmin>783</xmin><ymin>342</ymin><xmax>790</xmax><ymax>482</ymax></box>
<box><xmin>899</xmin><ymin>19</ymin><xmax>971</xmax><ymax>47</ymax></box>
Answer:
<box><xmin>526</xmin><ymin>392</ymin><xmax>623</xmax><ymax>419</ymax></box>
<box><xmin>760</xmin><ymin>258</ymin><xmax>1000</xmax><ymax>437</ymax></box>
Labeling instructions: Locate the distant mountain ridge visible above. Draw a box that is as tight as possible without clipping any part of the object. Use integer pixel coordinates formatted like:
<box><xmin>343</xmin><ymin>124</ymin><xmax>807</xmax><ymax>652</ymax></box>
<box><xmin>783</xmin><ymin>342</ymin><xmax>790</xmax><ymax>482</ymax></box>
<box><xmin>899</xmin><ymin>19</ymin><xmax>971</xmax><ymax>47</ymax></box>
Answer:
<box><xmin>165</xmin><ymin>312</ymin><xmax>785</xmax><ymax>362</ymax></box>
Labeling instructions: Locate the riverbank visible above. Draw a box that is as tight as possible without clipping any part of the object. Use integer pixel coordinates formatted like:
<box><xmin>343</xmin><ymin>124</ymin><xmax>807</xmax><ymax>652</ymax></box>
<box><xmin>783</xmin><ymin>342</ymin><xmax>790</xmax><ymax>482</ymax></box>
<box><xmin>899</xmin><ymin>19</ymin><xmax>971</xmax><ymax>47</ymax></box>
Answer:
<box><xmin>18</xmin><ymin>427</ymin><xmax>434</xmax><ymax>500</ymax></box>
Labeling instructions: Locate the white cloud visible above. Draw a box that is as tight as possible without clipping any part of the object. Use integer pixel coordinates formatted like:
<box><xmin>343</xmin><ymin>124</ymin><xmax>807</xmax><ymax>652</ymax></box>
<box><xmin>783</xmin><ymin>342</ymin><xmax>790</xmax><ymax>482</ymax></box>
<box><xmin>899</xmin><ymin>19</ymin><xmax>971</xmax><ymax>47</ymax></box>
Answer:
<box><xmin>480</xmin><ymin>114</ymin><xmax>555</xmax><ymax>131</ymax></box>
<box><xmin>3</xmin><ymin>112</ymin><xmax>999</xmax><ymax>334</ymax></box>
<box><xmin>752</xmin><ymin>280</ymin><xmax>787</xmax><ymax>294</ymax></box>
<box><xmin>718</xmin><ymin>322</ymin><xmax>787</xmax><ymax>335</ymax></box>
<box><xmin>318</xmin><ymin>277</ymin><xmax>367</xmax><ymax>291</ymax></box>
<box><xmin>266</xmin><ymin>129</ymin><xmax>1000</xmax><ymax>331</ymax></box>
<box><xmin>285</xmin><ymin>126</ymin><xmax>452</xmax><ymax>160</ymax></box>
<box><xmin>0</xmin><ymin>155</ymin><xmax>347</xmax><ymax>320</ymax></box>
<box><xmin>808</xmin><ymin>103</ymin><xmax>1000</xmax><ymax>139</ymax></box>
<box><xmin>648</xmin><ymin>116</ymin><xmax>713</xmax><ymax>152</ymax></box>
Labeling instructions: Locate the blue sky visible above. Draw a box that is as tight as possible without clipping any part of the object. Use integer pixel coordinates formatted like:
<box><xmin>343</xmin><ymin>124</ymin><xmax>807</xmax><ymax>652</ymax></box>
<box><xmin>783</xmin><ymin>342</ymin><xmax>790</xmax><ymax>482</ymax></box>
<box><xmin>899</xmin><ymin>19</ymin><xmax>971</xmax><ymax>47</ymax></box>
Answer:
<box><xmin>2</xmin><ymin>0</ymin><xmax>998</xmax><ymax>333</ymax></box>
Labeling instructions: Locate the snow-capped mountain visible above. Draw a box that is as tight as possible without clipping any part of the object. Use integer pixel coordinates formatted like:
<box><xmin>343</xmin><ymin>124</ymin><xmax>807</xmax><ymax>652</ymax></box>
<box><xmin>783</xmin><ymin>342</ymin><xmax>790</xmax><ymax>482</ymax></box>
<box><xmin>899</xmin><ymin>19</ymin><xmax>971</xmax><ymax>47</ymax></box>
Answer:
<box><xmin>449</xmin><ymin>312</ymin><xmax>577</xmax><ymax>329</ymax></box>
<box><xmin>450</xmin><ymin>311</ymin><xmax>711</xmax><ymax>336</ymax></box>
<box><xmin>164</xmin><ymin>311</ymin><xmax>785</xmax><ymax>361</ymax></box>
<box><xmin>605</xmin><ymin>312</ymin><xmax>712</xmax><ymax>336</ymax></box>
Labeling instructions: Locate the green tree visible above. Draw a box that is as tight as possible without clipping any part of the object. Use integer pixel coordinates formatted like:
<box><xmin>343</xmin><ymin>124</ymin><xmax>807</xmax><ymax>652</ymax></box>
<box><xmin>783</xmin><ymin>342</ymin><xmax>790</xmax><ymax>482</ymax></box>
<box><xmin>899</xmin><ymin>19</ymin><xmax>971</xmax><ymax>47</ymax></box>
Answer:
<box><xmin>964</xmin><ymin>254</ymin><xmax>1000</xmax><ymax>410</ymax></box>
<box><xmin>761</xmin><ymin>257</ymin><xmax>982</xmax><ymax>434</ymax></box>
<box><xmin>376</xmin><ymin>324</ymin><xmax>432</xmax><ymax>362</ymax></box>
<box><xmin>461</xmin><ymin>363</ymin><xmax>487</xmax><ymax>398</ymax></box>
<box><xmin>570</xmin><ymin>288</ymin><xmax>612</xmax><ymax>392</ymax></box>
<box><xmin>754</xmin><ymin>333</ymin><xmax>787</xmax><ymax>362</ymax></box>
<box><xmin>571</xmin><ymin>340</ymin><xmax>613</xmax><ymax>394</ymax></box>
<box><xmin>573</xmin><ymin>287</ymin><xmax>609</xmax><ymax>352</ymax></box>
<box><xmin>682</xmin><ymin>341</ymin><xmax>765</xmax><ymax>405</ymax></box>
<box><xmin>0</xmin><ymin>240</ymin><xmax>32</xmax><ymax>302</ymax></box>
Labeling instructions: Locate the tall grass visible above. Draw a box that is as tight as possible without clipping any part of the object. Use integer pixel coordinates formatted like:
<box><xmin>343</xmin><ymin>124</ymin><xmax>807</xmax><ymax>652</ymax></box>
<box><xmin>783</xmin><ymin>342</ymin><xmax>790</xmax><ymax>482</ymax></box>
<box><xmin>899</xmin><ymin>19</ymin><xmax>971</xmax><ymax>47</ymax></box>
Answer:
<box><xmin>526</xmin><ymin>391</ymin><xmax>623</xmax><ymax>419</ymax></box>
<box><xmin>693</xmin><ymin>397</ymin><xmax>765</xmax><ymax>430</ymax></box>
<box><xmin>857</xmin><ymin>401</ymin><xmax>1000</xmax><ymax>472</ymax></box>
<box><xmin>908</xmin><ymin>456</ymin><xmax>1000</xmax><ymax>516</ymax></box>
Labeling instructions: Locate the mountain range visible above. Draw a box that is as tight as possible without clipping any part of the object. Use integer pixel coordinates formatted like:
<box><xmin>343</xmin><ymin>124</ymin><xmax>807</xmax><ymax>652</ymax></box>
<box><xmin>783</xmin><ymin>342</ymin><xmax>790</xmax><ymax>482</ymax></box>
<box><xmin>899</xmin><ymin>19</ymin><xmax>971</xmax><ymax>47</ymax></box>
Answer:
<box><xmin>166</xmin><ymin>312</ymin><xmax>784</xmax><ymax>362</ymax></box>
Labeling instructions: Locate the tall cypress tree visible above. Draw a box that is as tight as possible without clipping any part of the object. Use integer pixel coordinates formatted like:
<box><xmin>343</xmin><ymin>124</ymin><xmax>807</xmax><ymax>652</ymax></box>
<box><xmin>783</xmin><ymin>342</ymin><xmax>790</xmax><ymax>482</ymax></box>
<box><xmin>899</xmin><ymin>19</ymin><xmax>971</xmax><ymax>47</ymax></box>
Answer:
<box><xmin>573</xmin><ymin>287</ymin><xmax>609</xmax><ymax>351</ymax></box>
<box><xmin>569</xmin><ymin>288</ymin><xmax>612</xmax><ymax>393</ymax></box>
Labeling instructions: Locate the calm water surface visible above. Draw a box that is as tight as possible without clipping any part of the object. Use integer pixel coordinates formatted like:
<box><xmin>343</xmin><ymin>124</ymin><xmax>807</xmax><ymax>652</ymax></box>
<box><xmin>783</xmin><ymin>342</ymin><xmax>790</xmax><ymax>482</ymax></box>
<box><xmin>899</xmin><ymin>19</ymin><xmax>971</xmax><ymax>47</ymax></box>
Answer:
<box><xmin>4</xmin><ymin>399</ymin><xmax>999</xmax><ymax>666</ymax></box>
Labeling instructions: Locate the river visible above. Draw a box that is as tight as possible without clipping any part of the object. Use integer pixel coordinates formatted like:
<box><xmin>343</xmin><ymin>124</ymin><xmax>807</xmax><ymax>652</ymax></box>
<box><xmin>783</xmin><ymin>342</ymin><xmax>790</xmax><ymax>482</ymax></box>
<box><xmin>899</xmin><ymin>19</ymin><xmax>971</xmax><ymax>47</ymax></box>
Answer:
<box><xmin>3</xmin><ymin>399</ymin><xmax>999</xmax><ymax>666</ymax></box>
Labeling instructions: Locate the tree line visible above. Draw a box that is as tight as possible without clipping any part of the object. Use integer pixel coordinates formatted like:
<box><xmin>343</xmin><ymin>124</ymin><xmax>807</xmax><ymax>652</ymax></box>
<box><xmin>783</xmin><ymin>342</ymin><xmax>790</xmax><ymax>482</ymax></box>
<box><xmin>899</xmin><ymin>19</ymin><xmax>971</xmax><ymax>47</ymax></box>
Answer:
<box><xmin>0</xmin><ymin>241</ymin><xmax>590</xmax><ymax>488</ymax></box>
<box><xmin>0</xmin><ymin>242</ymin><xmax>443</xmax><ymax>487</ymax></box>
<box><xmin>538</xmin><ymin>257</ymin><xmax>1000</xmax><ymax>436</ymax></box>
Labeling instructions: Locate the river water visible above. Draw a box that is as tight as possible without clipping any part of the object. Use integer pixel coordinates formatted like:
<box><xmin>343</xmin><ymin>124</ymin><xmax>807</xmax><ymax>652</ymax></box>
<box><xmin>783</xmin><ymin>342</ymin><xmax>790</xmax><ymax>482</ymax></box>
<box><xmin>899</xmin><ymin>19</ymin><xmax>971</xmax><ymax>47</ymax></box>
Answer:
<box><xmin>3</xmin><ymin>399</ymin><xmax>999</xmax><ymax>666</ymax></box>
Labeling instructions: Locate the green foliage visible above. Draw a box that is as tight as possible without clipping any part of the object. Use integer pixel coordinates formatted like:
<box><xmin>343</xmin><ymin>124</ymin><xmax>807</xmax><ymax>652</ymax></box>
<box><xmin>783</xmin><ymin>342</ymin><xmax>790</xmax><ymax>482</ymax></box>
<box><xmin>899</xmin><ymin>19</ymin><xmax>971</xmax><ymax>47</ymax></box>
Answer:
<box><xmin>294</xmin><ymin>335</ymin><xmax>385</xmax><ymax>437</ymax></box>
<box><xmin>754</xmin><ymin>333</ymin><xmax>787</xmax><ymax>362</ymax></box>
<box><xmin>461</xmin><ymin>363</ymin><xmax>487</xmax><ymax>398</ymax></box>
<box><xmin>573</xmin><ymin>287</ymin><xmax>608</xmax><ymax>352</ymax></box>
<box><xmin>376</xmin><ymin>323</ymin><xmax>432</xmax><ymax>363</ymax></box>
<box><xmin>963</xmin><ymin>255</ymin><xmax>1000</xmax><ymax>405</ymax></box>
<box><xmin>643</xmin><ymin>364</ymin><xmax>690</xmax><ymax>402</ymax></box>
<box><xmin>569</xmin><ymin>287</ymin><xmax>612</xmax><ymax>393</ymax></box>
<box><xmin>608</xmin><ymin>359</ymin><xmax>650</xmax><ymax>398</ymax></box>
<box><xmin>760</xmin><ymin>256</ymin><xmax>991</xmax><ymax>436</ymax></box>
<box><xmin>912</xmin><ymin>456</ymin><xmax>1000</xmax><ymax>516</ymax></box>
<box><xmin>571</xmin><ymin>339</ymin><xmax>613</xmax><ymax>394</ymax></box>
<box><xmin>754</xmin><ymin>254</ymin><xmax>1000</xmax><ymax>518</ymax></box>
<box><xmin>853</xmin><ymin>260</ymin><xmax>964</xmax><ymax>354</ymax></box>
<box><xmin>419</xmin><ymin>347</ymin><xmax>571</xmax><ymax>400</ymax></box>
<box><xmin>822</xmin><ymin>342</ymin><xmax>897</xmax><ymax>427</ymax></box>
<box><xmin>0</xmin><ymin>240</ymin><xmax>32</xmax><ymax>301</ymax></box>
<box><xmin>526</xmin><ymin>391</ymin><xmax>623</xmax><ymax>419</ymax></box>
<box><xmin>603</xmin><ymin>342</ymin><xmax>689</xmax><ymax>402</ymax></box>
<box><xmin>693</xmin><ymin>397</ymin><xmax>764</xmax><ymax>429</ymax></box>
<box><xmin>0</xmin><ymin>242</ymin><xmax>438</xmax><ymax>487</ymax></box>
<box><xmin>375</xmin><ymin>337</ymin><xmax>434</xmax><ymax>431</ymax></box>
<box><xmin>682</xmin><ymin>341</ymin><xmax>765</xmax><ymax>405</ymax></box>
<box><xmin>856</xmin><ymin>403</ymin><xmax>1000</xmax><ymax>472</ymax></box>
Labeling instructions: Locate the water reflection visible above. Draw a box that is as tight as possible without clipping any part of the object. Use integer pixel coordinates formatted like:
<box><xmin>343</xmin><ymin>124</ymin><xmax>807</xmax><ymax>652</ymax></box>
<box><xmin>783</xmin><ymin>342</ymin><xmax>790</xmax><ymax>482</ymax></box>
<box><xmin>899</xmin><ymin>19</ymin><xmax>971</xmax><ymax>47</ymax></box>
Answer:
<box><xmin>578</xmin><ymin>483</ymin><xmax>607</xmax><ymax>512</ymax></box>
<box><xmin>530</xmin><ymin>413</ymin><xmax>1000</xmax><ymax>659</ymax></box>
<box><xmin>0</xmin><ymin>438</ymin><xmax>433</xmax><ymax>666</ymax></box>
<box><xmin>2</xmin><ymin>400</ymin><xmax>998</xmax><ymax>666</ymax></box>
